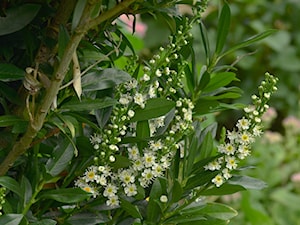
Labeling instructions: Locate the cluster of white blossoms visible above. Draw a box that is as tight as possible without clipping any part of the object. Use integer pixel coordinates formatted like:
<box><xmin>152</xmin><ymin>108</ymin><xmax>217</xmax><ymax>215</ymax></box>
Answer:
<box><xmin>205</xmin><ymin>72</ymin><xmax>278</xmax><ymax>187</ymax></box>
<box><xmin>76</xmin><ymin>19</ymin><xmax>195</xmax><ymax>206</ymax></box>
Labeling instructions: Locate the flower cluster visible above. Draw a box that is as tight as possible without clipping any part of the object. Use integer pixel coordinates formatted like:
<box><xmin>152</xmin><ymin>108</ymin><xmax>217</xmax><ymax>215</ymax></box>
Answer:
<box><xmin>76</xmin><ymin>18</ymin><xmax>196</xmax><ymax>206</ymax></box>
<box><xmin>205</xmin><ymin>72</ymin><xmax>278</xmax><ymax>187</ymax></box>
<box><xmin>0</xmin><ymin>187</ymin><xmax>6</xmax><ymax>216</ymax></box>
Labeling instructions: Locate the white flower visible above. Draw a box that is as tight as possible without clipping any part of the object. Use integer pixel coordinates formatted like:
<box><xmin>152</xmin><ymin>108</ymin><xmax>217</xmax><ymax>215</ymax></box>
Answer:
<box><xmin>222</xmin><ymin>168</ymin><xmax>232</xmax><ymax>180</ymax></box>
<box><xmin>149</xmin><ymin>140</ymin><xmax>163</xmax><ymax>151</ymax></box>
<box><xmin>148</xmin><ymin>85</ymin><xmax>157</xmax><ymax>98</ymax></box>
<box><xmin>84</xmin><ymin>166</ymin><xmax>98</xmax><ymax>182</ymax></box>
<box><xmin>134</xmin><ymin>93</ymin><xmax>145</xmax><ymax>108</ymax></box>
<box><xmin>237</xmin><ymin>117</ymin><xmax>250</xmax><ymax>130</ymax></box>
<box><xmin>142</xmin><ymin>74</ymin><xmax>150</xmax><ymax>81</ymax></box>
<box><xmin>106</xmin><ymin>195</ymin><xmax>119</xmax><ymax>207</ymax></box>
<box><xmin>132</xmin><ymin>158</ymin><xmax>144</xmax><ymax>171</ymax></box>
<box><xmin>124</xmin><ymin>183</ymin><xmax>137</xmax><ymax>197</ymax></box>
<box><xmin>96</xmin><ymin>174</ymin><xmax>107</xmax><ymax>186</ymax></box>
<box><xmin>119</xmin><ymin>94</ymin><xmax>132</xmax><ymax>105</ymax></box>
<box><xmin>103</xmin><ymin>184</ymin><xmax>118</xmax><ymax>197</ymax></box>
<box><xmin>152</xmin><ymin>163</ymin><xmax>163</xmax><ymax>177</ymax></box>
<box><xmin>90</xmin><ymin>133</ymin><xmax>102</xmax><ymax>145</ymax></box>
<box><xmin>212</xmin><ymin>174</ymin><xmax>224</xmax><ymax>187</ymax></box>
<box><xmin>204</xmin><ymin>160</ymin><xmax>221</xmax><ymax>171</ymax></box>
<box><xmin>109</xmin><ymin>144</ymin><xmax>119</xmax><ymax>151</ymax></box>
<box><xmin>109</xmin><ymin>155</ymin><xmax>116</xmax><ymax>162</ymax></box>
<box><xmin>125</xmin><ymin>79</ymin><xmax>138</xmax><ymax>90</ymax></box>
<box><xmin>128</xmin><ymin>146</ymin><xmax>140</xmax><ymax>160</ymax></box>
<box><xmin>144</xmin><ymin>152</ymin><xmax>156</xmax><ymax>168</ymax></box>
<box><xmin>119</xmin><ymin>169</ymin><xmax>135</xmax><ymax>185</ymax></box>
<box><xmin>225</xmin><ymin>156</ymin><xmax>238</xmax><ymax>170</ymax></box>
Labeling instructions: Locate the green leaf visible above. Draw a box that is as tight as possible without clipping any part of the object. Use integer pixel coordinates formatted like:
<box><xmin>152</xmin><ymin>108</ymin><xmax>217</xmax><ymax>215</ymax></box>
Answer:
<box><xmin>170</xmin><ymin>179</ymin><xmax>183</xmax><ymax>203</ymax></box>
<box><xmin>185</xmin><ymin>170</ymin><xmax>219</xmax><ymax>190</ymax></box>
<box><xmin>0</xmin><ymin>214</ymin><xmax>23</xmax><ymax>225</ymax></box>
<box><xmin>40</xmin><ymin>188</ymin><xmax>91</xmax><ymax>203</ymax></box>
<box><xmin>197</xmin><ymin>70</ymin><xmax>211</xmax><ymax>92</ymax></box>
<box><xmin>20</xmin><ymin>176</ymin><xmax>32</xmax><ymax>208</ymax></box>
<box><xmin>110</xmin><ymin>155</ymin><xmax>131</xmax><ymax>169</ymax></box>
<box><xmin>30</xmin><ymin>219</ymin><xmax>57</xmax><ymax>225</ymax></box>
<box><xmin>215</xmin><ymin>3</ymin><xmax>231</xmax><ymax>54</ymax></box>
<box><xmin>131</xmin><ymin>98</ymin><xmax>175</xmax><ymax>122</ymax></box>
<box><xmin>146</xmin><ymin>179</ymin><xmax>162</xmax><ymax>223</ymax></box>
<box><xmin>82</xmin><ymin>68</ymin><xmax>131</xmax><ymax>91</ymax></box>
<box><xmin>201</xmin><ymin>183</ymin><xmax>246</xmax><ymax>196</ymax></box>
<box><xmin>0</xmin><ymin>4</ymin><xmax>41</xmax><ymax>36</ymax></box>
<box><xmin>60</xmin><ymin>97</ymin><xmax>116</xmax><ymax>111</ymax></box>
<box><xmin>193</xmin><ymin>99</ymin><xmax>220</xmax><ymax>115</ymax></box>
<box><xmin>182</xmin><ymin>202</ymin><xmax>237</xmax><ymax>221</ymax></box>
<box><xmin>45</xmin><ymin>141</ymin><xmax>74</xmax><ymax>177</ymax></box>
<box><xmin>220</xmin><ymin>29</ymin><xmax>277</xmax><ymax>58</ymax></box>
<box><xmin>228</xmin><ymin>175</ymin><xmax>267</xmax><ymax>190</ymax></box>
<box><xmin>0</xmin><ymin>82</ymin><xmax>22</xmax><ymax>104</ymax></box>
<box><xmin>0</xmin><ymin>64</ymin><xmax>25</xmax><ymax>81</ymax></box>
<box><xmin>202</xmin><ymin>72</ymin><xmax>238</xmax><ymax>93</ymax></box>
<box><xmin>120</xmin><ymin>198</ymin><xmax>142</xmax><ymax>219</ymax></box>
<box><xmin>72</xmin><ymin>0</ymin><xmax>87</xmax><ymax>31</ymax></box>
<box><xmin>0</xmin><ymin>176</ymin><xmax>22</xmax><ymax>197</ymax></box>
<box><xmin>58</xmin><ymin>25</ymin><xmax>70</xmax><ymax>59</ymax></box>
<box><xmin>66</xmin><ymin>212</ymin><xmax>109</xmax><ymax>225</ymax></box>
<box><xmin>136</xmin><ymin>120</ymin><xmax>150</xmax><ymax>150</ymax></box>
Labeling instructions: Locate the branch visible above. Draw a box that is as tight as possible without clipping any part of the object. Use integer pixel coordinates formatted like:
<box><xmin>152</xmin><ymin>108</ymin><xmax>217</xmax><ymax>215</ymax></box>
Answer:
<box><xmin>0</xmin><ymin>0</ymin><xmax>139</xmax><ymax>175</ymax></box>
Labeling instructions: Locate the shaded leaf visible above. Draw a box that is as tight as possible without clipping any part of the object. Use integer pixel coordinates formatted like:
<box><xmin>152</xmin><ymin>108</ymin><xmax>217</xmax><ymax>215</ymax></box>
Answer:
<box><xmin>82</xmin><ymin>68</ymin><xmax>131</xmax><ymax>91</ymax></box>
<box><xmin>30</xmin><ymin>219</ymin><xmax>57</xmax><ymax>225</ymax></box>
<box><xmin>0</xmin><ymin>64</ymin><xmax>25</xmax><ymax>81</ymax></box>
<box><xmin>0</xmin><ymin>176</ymin><xmax>22</xmax><ymax>197</ymax></box>
<box><xmin>0</xmin><ymin>214</ymin><xmax>23</xmax><ymax>225</ymax></box>
<box><xmin>0</xmin><ymin>4</ymin><xmax>41</xmax><ymax>35</ymax></box>
<box><xmin>72</xmin><ymin>0</ymin><xmax>87</xmax><ymax>31</ymax></box>
<box><xmin>60</xmin><ymin>97</ymin><xmax>116</xmax><ymax>111</ymax></box>
<box><xmin>120</xmin><ymin>198</ymin><xmax>142</xmax><ymax>219</ymax></box>
<box><xmin>45</xmin><ymin>141</ymin><xmax>74</xmax><ymax>177</ymax></box>
<box><xmin>58</xmin><ymin>25</ymin><xmax>70</xmax><ymax>59</ymax></box>
<box><xmin>66</xmin><ymin>212</ymin><xmax>109</xmax><ymax>225</ymax></box>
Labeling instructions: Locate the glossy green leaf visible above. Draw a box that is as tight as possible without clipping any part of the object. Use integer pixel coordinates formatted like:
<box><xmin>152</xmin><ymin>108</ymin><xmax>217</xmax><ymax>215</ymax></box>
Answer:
<box><xmin>0</xmin><ymin>4</ymin><xmax>41</xmax><ymax>35</ymax></box>
<box><xmin>220</xmin><ymin>29</ymin><xmax>277</xmax><ymax>58</ymax></box>
<box><xmin>202</xmin><ymin>72</ymin><xmax>238</xmax><ymax>93</ymax></box>
<box><xmin>198</xmin><ymin>132</ymin><xmax>214</xmax><ymax>160</ymax></box>
<box><xmin>0</xmin><ymin>64</ymin><xmax>25</xmax><ymax>81</ymax></box>
<box><xmin>185</xmin><ymin>170</ymin><xmax>219</xmax><ymax>190</ymax></box>
<box><xmin>60</xmin><ymin>97</ymin><xmax>116</xmax><ymax>111</ymax></box>
<box><xmin>197</xmin><ymin>70</ymin><xmax>211</xmax><ymax>92</ymax></box>
<box><xmin>30</xmin><ymin>219</ymin><xmax>57</xmax><ymax>225</ymax></box>
<box><xmin>0</xmin><ymin>214</ymin><xmax>23</xmax><ymax>225</ymax></box>
<box><xmin>82</xmin><ymin>68</ymin><xmax>131</xmax><ymax>91</ymax></box>
<box><xmin>215</xmin><ymin>3</ymin><xmax>231</xmax><ymax>54</ymax></box>
<box><xmin>0</xmin><ymin>176</ymin><xmax>22</xmax><ymax>197</ymax></box>
<box><xmin>120</xmin><ymin>198</ymin><xmax>142</xmax><ymax>219</ymax></box>
<box><xmin>45</xmin><ymin>141</ymin><xmax>74</xmax><ymax>177</ymax></box>
<box><xmin>228</xmin><ymin>175</ymin><xmax>267</xmax><ymax>190</ymax></box>
<box><xmin>0</xmin><ymin>115</ymin><xmax>25</xmax><ymax>127</ymax></box>
<box><xmin>131</xmin><ymin>98</ymin><xmax>175</xmax><ymax>122</ymax></box>
<box><xmin>40</xmin><ymin>188</ymin><xmax>91</xmax><ymax>203</ymax></box>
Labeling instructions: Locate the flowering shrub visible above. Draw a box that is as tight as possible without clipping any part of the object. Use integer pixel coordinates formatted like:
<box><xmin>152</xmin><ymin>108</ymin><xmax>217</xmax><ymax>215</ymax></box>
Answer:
<box><xmin>0</xmin><ymin>1</ymin><xmax>278</xmax><ymax>224</ymax></box>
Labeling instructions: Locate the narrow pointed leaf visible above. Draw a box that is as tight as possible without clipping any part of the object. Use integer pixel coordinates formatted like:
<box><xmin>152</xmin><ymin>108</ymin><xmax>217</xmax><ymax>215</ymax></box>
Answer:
<box><xmin>215</xmin><ymin>3</ymin><xmax>231</xmax><ymax>54</ymax></box>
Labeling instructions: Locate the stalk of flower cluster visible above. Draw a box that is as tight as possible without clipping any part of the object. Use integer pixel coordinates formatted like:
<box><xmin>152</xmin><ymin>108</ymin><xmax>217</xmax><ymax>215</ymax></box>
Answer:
<box><xmin>75</xmin><ymin>17</ymin><xmax>199</xmax><ymax>206</ymax></box>
<box><xmin>205</xmin><ymin>72</ymin><xmax>278</xmax><ymax>187</ymax></box>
